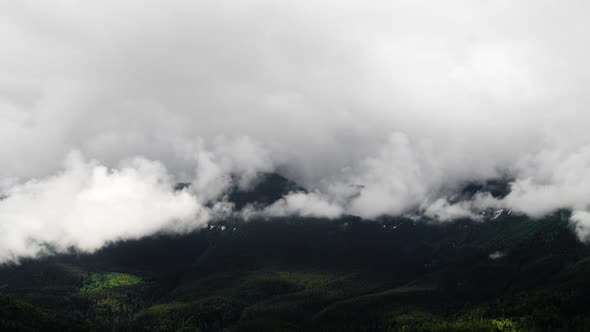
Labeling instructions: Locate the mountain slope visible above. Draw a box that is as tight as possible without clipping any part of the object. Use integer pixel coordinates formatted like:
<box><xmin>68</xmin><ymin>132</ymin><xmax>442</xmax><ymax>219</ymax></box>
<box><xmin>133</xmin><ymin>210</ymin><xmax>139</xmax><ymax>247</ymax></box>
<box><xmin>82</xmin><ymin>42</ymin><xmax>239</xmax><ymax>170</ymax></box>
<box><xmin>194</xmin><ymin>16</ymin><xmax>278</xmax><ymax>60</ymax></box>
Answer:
<box><xmin>1</xmin><ymin>175</ymin><xmax>590</xmax><ymax>331</ymax></box>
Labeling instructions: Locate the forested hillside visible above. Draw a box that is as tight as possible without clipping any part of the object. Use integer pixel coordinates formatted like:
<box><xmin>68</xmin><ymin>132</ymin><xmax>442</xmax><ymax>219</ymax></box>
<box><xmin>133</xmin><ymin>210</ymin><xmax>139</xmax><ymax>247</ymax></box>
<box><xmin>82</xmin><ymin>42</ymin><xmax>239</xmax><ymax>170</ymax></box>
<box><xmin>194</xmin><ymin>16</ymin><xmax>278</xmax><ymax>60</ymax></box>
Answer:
<box><xmin>2</xmin><ymin>207</ymin><xmax>590</xmax><ymax>331</ymax></box>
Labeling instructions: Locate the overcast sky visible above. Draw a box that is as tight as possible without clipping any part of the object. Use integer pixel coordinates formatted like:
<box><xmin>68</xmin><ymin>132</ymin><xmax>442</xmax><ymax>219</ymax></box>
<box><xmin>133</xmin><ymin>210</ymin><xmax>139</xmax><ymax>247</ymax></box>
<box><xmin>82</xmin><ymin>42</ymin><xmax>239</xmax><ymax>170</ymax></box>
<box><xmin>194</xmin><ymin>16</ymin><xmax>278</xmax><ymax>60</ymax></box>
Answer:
<box><xmin>2</xmin><ymin>1</ymin><xmax>590</xmax><ymax>261</ymax></box>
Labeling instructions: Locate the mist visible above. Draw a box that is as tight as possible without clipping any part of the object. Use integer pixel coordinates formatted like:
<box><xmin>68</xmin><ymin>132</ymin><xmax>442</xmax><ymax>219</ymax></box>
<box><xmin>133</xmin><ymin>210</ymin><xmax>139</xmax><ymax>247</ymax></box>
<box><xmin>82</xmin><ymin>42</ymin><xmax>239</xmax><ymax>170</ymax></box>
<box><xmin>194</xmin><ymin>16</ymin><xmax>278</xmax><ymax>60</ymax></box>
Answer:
<box><xmin>2</xmin><ymin>0</ymin><xmax>590</xmax><ymax>262</ymax></box>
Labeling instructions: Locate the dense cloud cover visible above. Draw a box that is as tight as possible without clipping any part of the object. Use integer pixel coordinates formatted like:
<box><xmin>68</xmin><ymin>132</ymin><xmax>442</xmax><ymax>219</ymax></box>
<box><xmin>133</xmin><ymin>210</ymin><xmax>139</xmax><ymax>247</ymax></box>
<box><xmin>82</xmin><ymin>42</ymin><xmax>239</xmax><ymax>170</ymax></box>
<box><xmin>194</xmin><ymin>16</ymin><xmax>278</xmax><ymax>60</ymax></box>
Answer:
<box><xmin>2</xmin><ymin>1</ymin><xmax>590</xmax><ymax>261</ymax></box>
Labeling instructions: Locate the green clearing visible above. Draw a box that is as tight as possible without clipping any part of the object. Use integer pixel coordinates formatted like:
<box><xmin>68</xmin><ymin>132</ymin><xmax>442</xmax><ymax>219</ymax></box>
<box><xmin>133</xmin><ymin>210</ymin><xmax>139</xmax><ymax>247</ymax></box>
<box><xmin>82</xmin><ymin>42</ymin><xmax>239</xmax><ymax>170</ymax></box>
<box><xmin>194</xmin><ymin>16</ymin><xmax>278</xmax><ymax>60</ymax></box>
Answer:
<box><xmin>80</xmin><ymin>272</ymin><xmax>142</xmax><ymax>294</ymax></box>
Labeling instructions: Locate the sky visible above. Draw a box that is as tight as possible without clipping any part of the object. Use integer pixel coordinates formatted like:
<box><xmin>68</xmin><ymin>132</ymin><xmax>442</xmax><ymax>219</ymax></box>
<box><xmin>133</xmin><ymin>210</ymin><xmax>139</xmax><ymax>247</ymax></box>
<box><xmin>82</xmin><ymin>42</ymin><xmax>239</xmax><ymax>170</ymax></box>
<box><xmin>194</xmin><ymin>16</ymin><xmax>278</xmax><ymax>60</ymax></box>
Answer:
<box><xmin>2</xmin><ymin>0</ymin><xmax>590</xmax><ymax>262</ymax></box>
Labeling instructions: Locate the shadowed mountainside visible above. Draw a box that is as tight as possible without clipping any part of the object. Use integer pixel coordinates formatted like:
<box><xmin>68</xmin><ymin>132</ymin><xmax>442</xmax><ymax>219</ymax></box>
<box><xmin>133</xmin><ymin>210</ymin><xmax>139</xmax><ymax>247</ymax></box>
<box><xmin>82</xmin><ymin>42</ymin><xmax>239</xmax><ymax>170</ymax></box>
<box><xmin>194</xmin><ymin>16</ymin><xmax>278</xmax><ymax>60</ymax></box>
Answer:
<box><xmin>1</xmin><ymin>174</ymin><xmax>590</xmax><ymax>331</ymax></box>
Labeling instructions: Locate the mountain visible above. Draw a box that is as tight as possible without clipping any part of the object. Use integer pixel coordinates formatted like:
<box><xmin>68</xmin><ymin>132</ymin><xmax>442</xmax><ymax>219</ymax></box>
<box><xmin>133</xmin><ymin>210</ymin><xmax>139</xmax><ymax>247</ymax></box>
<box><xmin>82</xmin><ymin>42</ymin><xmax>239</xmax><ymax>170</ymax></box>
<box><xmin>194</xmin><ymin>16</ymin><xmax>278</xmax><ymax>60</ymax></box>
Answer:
<box><xmin>227</xmin><ymin>173</ymin><xmax>304</xmax><ymax>209</ymax></box>
<box><xmin>175</xmin><ymin>173</ymin><xmax>303</xmax><ymax>210</ymax></box>
<box><xmin>1</xmin><ymin>175</ymin><xmax>590</xmax><ymax>331</ymax></box>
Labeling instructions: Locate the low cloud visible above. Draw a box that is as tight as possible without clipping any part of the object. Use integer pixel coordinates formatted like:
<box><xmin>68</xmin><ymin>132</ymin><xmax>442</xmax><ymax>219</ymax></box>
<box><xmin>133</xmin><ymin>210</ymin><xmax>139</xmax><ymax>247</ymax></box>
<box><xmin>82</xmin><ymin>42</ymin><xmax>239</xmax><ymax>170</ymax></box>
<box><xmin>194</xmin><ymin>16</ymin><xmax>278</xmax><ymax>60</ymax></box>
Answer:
<box><xmin>186</xmin><ymin>136</ymin><xmax>274</xmax><ymax>202</ymax></box>
<box><xmin>0</xmin><ymin>151</ymin><xmax>208</xmax><ymax>263</ymax></box>
<box><xmin>259</xmin><ymin>191</ymin><xmax>343</xmax><ymax>219</ymax></box>
<box><xmin>571</xmin><ymin>211</ymin><xmax>590</xmax><ymax>242</ymax></box>
<box><xmin>422</xmin><ymin>198</ymin><xmax>479</xmax><ymax>222</ymax></box>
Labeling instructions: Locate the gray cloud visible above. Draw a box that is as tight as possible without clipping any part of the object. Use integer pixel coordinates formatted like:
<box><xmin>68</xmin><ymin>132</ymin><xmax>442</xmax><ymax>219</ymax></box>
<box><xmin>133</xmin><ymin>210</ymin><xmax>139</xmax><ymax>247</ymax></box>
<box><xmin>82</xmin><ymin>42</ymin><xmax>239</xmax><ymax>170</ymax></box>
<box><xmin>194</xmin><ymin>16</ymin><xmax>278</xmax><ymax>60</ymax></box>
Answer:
<box><xmin>2</xmin><ymin>1</ymin><xmax>590</xmax><ymax>261</ymax></box>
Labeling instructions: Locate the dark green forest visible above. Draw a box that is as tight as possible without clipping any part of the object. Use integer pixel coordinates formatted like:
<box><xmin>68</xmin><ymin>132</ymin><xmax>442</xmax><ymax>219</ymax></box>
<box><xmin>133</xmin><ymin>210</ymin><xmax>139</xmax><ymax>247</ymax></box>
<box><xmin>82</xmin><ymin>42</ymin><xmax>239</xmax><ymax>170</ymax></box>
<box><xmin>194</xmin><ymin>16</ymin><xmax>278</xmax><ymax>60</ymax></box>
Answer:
<box><xmin>2</xmin><ymin>175</ymin><xmax>590</xmax><ymax>331</ymax></box>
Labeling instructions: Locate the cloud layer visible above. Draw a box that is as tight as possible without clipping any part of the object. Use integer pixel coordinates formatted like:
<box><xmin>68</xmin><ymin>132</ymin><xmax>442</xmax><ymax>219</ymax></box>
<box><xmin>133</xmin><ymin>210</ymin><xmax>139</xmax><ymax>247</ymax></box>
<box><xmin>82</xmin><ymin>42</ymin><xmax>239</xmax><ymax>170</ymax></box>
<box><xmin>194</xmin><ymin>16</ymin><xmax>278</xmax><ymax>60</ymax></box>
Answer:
<box><xmin>2</xmin><ymin>1</ymin><xmax>590</xmax><ymax>261</ymax></box>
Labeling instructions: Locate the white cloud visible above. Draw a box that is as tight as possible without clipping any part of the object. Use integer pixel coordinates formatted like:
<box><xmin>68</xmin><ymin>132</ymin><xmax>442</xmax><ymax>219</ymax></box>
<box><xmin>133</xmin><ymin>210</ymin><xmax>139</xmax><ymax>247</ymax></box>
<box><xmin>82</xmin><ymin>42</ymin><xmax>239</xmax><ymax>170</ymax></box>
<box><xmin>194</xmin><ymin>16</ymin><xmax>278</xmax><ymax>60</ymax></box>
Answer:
<box><xmin>489</xmin><ymin>251</ymin><xmax>505</xmax><ymax>260</ymax></box>
<box><xmin>188</xmin><ymin>136</ymin><xmax>274</xmax><ymax>202</ymax></box>
<box><xmin>422</xmin><ymin>198</ymin><xmax>479</xmax><ymax>222</ymax></box>
<box><xmin>261</xmin><ymin>191</ymin><xmax>343</xmax><ymax>219</ymax></box>
<box><xmin>572</xmin><ymin>211</ymin><xmax>590</xmax><ymax>242</ymax></box>
<box><xmin>0</xmin><ymin>152</ymin><xmax>207</xmax><ymax>263</ymax></box>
